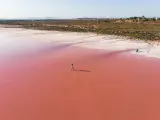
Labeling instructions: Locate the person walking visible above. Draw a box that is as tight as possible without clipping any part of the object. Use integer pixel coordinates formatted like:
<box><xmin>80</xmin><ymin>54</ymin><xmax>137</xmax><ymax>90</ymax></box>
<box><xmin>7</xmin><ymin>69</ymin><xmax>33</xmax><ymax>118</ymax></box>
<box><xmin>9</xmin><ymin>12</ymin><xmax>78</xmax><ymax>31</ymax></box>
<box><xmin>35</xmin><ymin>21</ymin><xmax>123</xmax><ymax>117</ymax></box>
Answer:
<box><xmin>71</xmin><ymin>64</ymin><xmax>75</xmax><ymax>71</ymax></box>
<box><xmin>136</xmin><ymin>49</ymin><xmax>139</xmax><ymax>53</ymax></box>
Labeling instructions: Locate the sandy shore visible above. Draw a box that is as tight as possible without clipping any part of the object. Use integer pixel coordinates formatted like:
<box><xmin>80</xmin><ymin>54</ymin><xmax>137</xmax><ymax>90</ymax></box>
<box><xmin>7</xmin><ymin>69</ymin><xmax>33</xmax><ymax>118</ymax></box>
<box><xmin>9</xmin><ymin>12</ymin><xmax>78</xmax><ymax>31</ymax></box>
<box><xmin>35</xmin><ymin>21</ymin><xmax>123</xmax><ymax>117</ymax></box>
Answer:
<box><xmin>0</xmin><ymin>27</ymin><xmax>160</xmax><ymax>120</ymax></box>
<box><xmin>0</xmin><ymin>27</ymin><xmax>160</xmax><ymax>58</ymax></box>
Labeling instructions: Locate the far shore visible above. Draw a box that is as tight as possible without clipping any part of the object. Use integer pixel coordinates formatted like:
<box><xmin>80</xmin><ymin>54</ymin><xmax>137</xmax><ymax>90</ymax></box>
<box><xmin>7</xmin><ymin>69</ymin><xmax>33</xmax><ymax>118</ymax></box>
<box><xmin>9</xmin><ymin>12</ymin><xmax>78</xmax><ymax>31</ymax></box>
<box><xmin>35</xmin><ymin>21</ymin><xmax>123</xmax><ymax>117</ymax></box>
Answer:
<box><xmin>0</xmin><ymin>24</ymin><xmax>159</xmax><ymax>44</ymax></box>
<box><xmin>0</xmin><ymin>18</ymin><xmax>160</xmax><ymax>41</ymax></box>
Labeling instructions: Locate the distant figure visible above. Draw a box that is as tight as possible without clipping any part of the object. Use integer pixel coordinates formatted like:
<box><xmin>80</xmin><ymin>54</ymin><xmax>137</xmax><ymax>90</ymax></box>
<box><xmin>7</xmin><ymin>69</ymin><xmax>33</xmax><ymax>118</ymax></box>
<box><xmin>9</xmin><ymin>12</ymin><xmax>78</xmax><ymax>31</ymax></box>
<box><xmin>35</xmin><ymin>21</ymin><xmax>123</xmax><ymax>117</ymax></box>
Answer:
<box><xmin>148</xmin><ymin>43</ymin><xmax>152</xmax><ymax>52</ymax></box>
<box><xmin>71</xmin><ymin>64</ymin><xmax>75</xmax><ymax>71</ymax></box>
<box><xmin>136</xmin><ymin>49</ymin><xmax>139</xmax><ymax>53</ymax></box>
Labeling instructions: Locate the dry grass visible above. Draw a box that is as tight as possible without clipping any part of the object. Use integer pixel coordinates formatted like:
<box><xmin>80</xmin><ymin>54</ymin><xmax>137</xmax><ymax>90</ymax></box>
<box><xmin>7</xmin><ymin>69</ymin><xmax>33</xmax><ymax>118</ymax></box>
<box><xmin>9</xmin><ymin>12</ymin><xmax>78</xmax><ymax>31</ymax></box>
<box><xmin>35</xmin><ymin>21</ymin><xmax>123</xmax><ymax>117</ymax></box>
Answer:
<box><xmin>1</xmin><ymin>19</ymin><xmax>160</xmax><ymax>41</ymax></box>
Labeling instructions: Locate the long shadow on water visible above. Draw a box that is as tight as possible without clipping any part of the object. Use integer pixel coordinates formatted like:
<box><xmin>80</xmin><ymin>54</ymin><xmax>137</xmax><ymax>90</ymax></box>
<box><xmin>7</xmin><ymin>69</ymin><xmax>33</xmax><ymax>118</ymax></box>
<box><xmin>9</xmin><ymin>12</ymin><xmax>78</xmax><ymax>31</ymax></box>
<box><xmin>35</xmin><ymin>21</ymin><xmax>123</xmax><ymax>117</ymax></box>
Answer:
<box><xmin>36</xmin><ymin>41</ymin><xmax>86</xmax><ymax>54</ymax></box>
<box><xmin>34</xmin><ymin>39</ymin><xmax>104</xmax><ymax>56</ymax></box>
<box><xmin>97</xmin><ymin>48</ymin><xmax>136</xmax><ymax>59</ymax></box>
<box><xmin>74</xmin><ymin>69</ymin><xmax>91</xmax><ymax>72</ymax></box>
<box><xmin>75</xmin><ymin>48</ymin><xmax>137</xmax><ymax>64</ymax></box>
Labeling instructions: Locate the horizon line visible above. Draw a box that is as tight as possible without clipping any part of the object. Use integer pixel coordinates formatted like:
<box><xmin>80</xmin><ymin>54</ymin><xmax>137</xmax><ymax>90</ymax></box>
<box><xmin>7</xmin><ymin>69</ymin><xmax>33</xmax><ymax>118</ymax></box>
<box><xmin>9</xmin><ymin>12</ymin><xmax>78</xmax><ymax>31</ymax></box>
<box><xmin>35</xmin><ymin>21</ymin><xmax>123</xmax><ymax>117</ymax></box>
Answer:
<box><xmin>0</xmin><ymin>16</ymin><xmax>159</xmax><ymax>20</ymax></box>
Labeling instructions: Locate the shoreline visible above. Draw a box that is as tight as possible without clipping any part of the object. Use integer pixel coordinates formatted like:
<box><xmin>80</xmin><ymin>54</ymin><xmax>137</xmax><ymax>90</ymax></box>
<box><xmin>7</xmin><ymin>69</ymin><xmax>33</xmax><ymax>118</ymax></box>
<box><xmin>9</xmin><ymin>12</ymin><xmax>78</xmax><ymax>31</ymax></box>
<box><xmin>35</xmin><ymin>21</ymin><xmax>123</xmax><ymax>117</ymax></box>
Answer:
<box><xmin>1</xmin><ymin>24</ymin><xmax>160</xmax><ymax>41</ymax></box>
<box><xmin>0</xmin><ymin>27</ymin><xmax>160</xmax><ymax>59</ymax></box>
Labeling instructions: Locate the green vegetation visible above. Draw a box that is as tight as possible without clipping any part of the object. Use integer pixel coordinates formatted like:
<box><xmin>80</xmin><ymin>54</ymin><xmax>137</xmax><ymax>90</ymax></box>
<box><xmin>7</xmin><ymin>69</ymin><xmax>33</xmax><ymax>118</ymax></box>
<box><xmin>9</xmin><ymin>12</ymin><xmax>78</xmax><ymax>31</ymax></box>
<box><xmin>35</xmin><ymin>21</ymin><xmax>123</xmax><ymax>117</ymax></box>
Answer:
<box><xmin>1</xmin><ymin>17</ymin><xmax>160</xmax><ymax>41</ymax></box>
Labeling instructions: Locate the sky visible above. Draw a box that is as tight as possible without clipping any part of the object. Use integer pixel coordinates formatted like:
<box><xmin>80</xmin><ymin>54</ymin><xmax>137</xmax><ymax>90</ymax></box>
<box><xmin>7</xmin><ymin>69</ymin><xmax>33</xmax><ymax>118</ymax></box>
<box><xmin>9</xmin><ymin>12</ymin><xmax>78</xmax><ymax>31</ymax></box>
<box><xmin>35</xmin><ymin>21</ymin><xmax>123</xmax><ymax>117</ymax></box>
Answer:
<box><xmin>0</xmin><ymin>0</ymin><xmax>159</xmax><ymax>19</ymax></box>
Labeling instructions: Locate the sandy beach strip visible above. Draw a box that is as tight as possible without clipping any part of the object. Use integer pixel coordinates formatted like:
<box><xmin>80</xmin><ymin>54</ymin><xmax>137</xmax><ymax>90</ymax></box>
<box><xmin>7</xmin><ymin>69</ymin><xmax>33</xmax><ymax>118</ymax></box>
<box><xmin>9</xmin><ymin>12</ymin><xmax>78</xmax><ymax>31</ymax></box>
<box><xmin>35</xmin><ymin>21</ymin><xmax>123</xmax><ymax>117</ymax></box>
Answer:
<box><xmin>0</xmin><ymin>27</ymin><xmax>160</xmax><ymax>58</ymax></box>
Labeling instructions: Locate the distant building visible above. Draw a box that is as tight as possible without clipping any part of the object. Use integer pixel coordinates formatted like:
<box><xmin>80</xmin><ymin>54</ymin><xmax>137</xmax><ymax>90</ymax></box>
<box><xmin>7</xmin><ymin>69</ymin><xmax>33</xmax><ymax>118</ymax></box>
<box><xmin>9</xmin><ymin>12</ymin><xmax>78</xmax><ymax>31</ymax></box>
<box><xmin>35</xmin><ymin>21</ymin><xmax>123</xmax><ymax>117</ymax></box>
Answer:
<box><xmin>137</xmin><ymin>18</ymin><xmax>140</xmax><ymax>23</ymax></box>
<box><xmin>155</xmin><ymin>17</ymin><xmax>158</xmax><ymax>21</ymax></box>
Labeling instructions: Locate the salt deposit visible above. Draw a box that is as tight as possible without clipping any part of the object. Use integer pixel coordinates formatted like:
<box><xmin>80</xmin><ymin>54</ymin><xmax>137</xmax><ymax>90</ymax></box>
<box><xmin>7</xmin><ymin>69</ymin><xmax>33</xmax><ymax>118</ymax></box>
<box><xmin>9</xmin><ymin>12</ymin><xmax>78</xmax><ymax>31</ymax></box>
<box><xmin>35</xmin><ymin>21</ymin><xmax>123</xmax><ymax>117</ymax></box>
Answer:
<box><xmin>0</xmin><ymin>27</ymin><xmax>159</xmax><ymax>58</ymax></box>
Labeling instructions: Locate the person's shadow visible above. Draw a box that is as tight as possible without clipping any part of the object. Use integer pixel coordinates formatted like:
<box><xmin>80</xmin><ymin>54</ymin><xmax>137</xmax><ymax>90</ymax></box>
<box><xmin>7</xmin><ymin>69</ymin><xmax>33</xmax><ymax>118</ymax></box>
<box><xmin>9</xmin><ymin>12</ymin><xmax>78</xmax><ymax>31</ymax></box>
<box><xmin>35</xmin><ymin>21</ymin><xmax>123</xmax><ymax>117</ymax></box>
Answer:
<box><xmin>74</xmin><ymin>69</ymin><xmax>91</xmax><ymax>72</ymax></box>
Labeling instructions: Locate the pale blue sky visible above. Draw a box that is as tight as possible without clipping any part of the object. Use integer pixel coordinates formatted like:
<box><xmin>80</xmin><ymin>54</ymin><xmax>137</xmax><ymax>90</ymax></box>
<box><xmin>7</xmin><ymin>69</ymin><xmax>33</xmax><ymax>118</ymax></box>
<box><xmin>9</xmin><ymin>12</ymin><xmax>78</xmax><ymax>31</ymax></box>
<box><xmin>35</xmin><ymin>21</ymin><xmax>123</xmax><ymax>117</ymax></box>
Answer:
<box><xmin>0</xmin><ymin>0</ymin><xmax>159</xmax><ymax>18</ymax></box>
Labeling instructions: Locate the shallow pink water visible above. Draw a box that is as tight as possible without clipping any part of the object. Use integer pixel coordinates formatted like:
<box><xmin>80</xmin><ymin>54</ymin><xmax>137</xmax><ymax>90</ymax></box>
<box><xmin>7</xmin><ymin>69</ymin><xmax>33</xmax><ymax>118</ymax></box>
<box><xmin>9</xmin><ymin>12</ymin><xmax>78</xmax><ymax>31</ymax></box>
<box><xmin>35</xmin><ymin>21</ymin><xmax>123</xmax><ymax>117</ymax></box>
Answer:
<box><xmin>0</xmin><ymin>44</ymin><xmax>160</xmax><ymax>120</ymax></box>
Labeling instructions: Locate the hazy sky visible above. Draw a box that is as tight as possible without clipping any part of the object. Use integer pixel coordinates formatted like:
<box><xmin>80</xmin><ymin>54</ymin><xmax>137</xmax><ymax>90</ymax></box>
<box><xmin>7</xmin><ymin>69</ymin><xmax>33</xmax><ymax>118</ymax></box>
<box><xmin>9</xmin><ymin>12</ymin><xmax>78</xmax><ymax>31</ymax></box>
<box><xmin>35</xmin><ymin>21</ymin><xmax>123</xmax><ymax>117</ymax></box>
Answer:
<box><xmin>0</xmin><ymin>0</ymin><xmax>159</xmax><ymax>18</ymax></box>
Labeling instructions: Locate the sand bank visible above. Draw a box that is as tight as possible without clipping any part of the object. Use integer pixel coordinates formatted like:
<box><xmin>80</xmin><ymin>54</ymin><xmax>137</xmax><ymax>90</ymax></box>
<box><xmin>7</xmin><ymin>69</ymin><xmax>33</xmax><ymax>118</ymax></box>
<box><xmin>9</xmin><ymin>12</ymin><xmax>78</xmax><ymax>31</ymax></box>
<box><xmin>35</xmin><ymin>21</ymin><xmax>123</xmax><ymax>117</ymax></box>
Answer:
<box><xmin>0</xmin><ymin>27</ymin><xmax>160</xmax><ymax>58</ymax></box>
